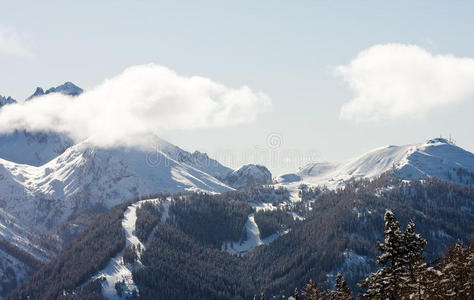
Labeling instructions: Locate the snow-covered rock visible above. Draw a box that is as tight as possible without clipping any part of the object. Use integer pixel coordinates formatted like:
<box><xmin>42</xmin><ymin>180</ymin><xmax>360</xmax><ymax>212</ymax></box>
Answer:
<box><xmin>0</xmin><ymin>139</ymin><xmax>232</xmax><ymax>232</ymax></box>
<box><xmin>0</xmin><ymin>95</ymin><xmax>16</xmax><ymax>108</ymax></box>
<box><xmin>223</xmin><ymin>164</ymin><xmax>272</xmax><ymax>190</ymax></box>
<box><xmin>0</xmin><ymin>130</ymin><xmax>74</xmax><ymax>166</ymax></box>
<box><xmin>279</xmin><ymin>138</ymin><xmax>474</xmax><ymax>189</ymax></box>
<box><xmin>276</xmin><ymin>173</ymin><xmax>301</xmax><ymax>184</ymax></box>
<box><xmin>26</xmin><ymin>81</ymin><xmax>83</xmax><ymax>101</ymax></box>
<box><xmin>0</xmin><ymin>83</ymin><xmax>82</xmax><ymax>166</ymax></box>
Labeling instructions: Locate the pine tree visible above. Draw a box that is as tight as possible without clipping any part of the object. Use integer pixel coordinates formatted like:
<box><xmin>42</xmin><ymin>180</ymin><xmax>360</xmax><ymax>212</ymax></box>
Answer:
<box><xmin>329</xmin><ymin>274</ymin><xmax>353</xmax><ymax>300</ymax></box>
<box><xmin>294</xmin><ymin>287</ymin><xmax>300</xmax><ymax>300</ymax></box>
<box><xmin>302</xmin><ymin>279</ymin><xmax>326</xmax><ymax>300</ymax></box>
<box><xmin>359</xmin><ymin>210</ymin><xmax>407</xmax><ymax>300</ymax></box>
<box><xmin>401</xmin><ymin>219</ymin><xmax>428</xmax><ymax>299</ymax></box>
<box><xmin>436</xmin><ymin>240</ymin><xmax>473</xmax><ymax>299</ymax></box>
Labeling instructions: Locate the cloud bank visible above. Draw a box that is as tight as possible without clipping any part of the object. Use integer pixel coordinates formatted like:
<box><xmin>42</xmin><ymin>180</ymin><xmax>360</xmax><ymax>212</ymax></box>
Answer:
<box><xmin>0</xmin><ymin>64</ymin><xmax>271</xmax><ymax>148</ymax></box>
<box><xmin>0</xmin><ymin>26</ymin><xmax>31</xmax><ymax>58</ymax></box>
<box><xmin>336</xmin><ymin>44</ymin><xmax>474</xmax><ymax>121</ymax></box>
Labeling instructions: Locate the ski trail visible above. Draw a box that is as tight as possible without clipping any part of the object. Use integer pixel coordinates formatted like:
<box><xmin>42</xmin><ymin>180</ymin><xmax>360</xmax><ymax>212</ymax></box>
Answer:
<box><xmin>90</xmin><ymin>198</ymin><xmax>162</xmax><ymax>299</ymax></box>
<box><xmin>222</xmin><ymin>213</ymin><xmax>262</xmax><ymax>255</ymax></box>
<box><xmin>222</xmin><ymin>212</ymin><xmax>290</xmax><ymax>256</ymax></box>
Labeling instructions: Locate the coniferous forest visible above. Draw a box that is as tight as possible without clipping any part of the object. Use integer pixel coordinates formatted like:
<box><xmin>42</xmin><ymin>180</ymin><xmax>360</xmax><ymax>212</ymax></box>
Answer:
<box><xmin>6</xmin><ymin>174</ymin><xmax>474</xmax><ymax>299</ymax></box>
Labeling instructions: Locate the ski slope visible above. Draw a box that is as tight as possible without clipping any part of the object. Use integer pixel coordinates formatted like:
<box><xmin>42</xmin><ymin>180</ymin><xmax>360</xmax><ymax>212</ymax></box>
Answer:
<box><xmin>91</xmin><ymin>198</ymin><xmax>165</xmax><ymax>299</ymax></box>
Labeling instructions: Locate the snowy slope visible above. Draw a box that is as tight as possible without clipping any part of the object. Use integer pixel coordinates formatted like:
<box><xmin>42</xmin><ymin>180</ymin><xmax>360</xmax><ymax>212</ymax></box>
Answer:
<box><xmin>223</xmin><ymin>164</ymin><xmax>272</xmax><ymax>190</ymax></box>
<box><xmin>0</xmin><ymin>130</ymin><xmax>74</xmax><ymax>167</ymax></box>
<box><xmin>278</xmin><ymin>138</ymin><xmax>474</xmax><ymax>189</ymax></box>
<box><xmin>0</xmin><ymin>83</ymin><xmax>81</xmax><ymax>166</ymax></box>
<box><xmin>0</xmin><ymin>209</ymin><xmax>57</xmax><ymax>296</ymax></box>
<box><xmin>0</xmin><ymin>209</ymin><xmax>56</xmax><ymax>261</ymax></box>
<box><xmin>155</xmin><ymin>140</ymin><xmax>232</xmax><ymax>179</ymax></box>
<box><xmin>0</xmin><ymin>140</ymin><xmax>232</xmax><ymax>231</ymax></box>
<box><xmin>91</xmin><ymin>197</ymin><xmax>169</xmax><ymax>299</ymax></box>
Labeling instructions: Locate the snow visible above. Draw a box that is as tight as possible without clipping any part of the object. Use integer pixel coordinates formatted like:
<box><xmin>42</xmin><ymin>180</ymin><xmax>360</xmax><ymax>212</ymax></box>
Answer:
<box><xmin>326</xmin><ymin>250</ymin><xmax>371</xmax><ymax>284</ymax></box>
<box><xmin>0</xmin><ymin>209</ymin><xmax>55</xmax><ymax>262</ymax></box>
<box><xmin>222</xmin><ymin>213</ymin><xmax>263</xmax><ymax>255</ymax></box>
<box><xmin>0</xmin><ymin>139</ymin><xmax>233</xmax><ymax>231</ymax></box>
<box><xmin>91</xmin><ymin>198</ymin><xmax>162</xmax><ymax>299</ymax></box>
<box><xmin>223</xmin><ymin>164</ymin><xmax>272</xmax><ymax>189</ymax></box>
<box><xmin>0</xmin><ymin>209</ymin><xmax>56</xmax><ymax>298</ymax></box>
<box><xmin>290</xmin><ymin>212</ymin><xmax>305</xmax><ymax>221</ymax></box>
<box><xmin>0</xmin><ymin>130</ymin><xmax>73</xmax><ymax>166</ymax></box>
<box><xmin>0</xmin><ymin>248</ymin><xmax>30</xmax><ymax>295</ymax></box>
<box><xmin>252</xmin><ymin>202</ymin><xmax>277</xmax><ymax>212</ymax></box>
<box><xmin>222</xmin><ymin>212</ymin><xmax>287</xmax><ymax>256</ymax></box>
<box><xmin>277</xmin><ymin>138</ymin><xmax>474</xmax><ymax>190</ymax></box>
<box><xmin>26</xmin><ymin>82</ymin><xmax>83</xmax><ymax>101</ymax></box>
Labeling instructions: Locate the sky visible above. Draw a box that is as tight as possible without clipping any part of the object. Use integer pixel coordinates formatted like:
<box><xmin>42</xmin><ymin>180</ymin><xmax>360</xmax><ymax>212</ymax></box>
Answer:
<box><xmin>1</xmin><ymin>0</ymin><xmax>474</xmax><ymax>175</ymax></box>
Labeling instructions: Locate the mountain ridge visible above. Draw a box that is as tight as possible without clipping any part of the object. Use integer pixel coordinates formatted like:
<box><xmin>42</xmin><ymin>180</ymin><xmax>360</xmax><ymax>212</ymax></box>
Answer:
<box><xmin>277</xmin><ymin>138</ymin><xmax>474</xmax><ymax>189</ymax></box>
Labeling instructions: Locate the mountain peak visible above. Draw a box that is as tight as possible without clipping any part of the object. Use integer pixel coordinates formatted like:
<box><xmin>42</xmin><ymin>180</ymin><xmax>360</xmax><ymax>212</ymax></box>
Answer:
<box><xmin>279</xmin><ymin>139</ymin><xmax>474</xmax><ymax>188</ymax></box>
<box><xmin>0</xmin><ymin>95</ymin><xmax>17</xmax><ymax>108</ymax></box>
<box><xmin>223</xmin><ymin>164</ymin><xmax>272</xmax><ymax>190</ymax></box>
<box><xmin>426</xmin><ymin>137</ymin><xmax>453</xmax><ymax>145</ymax></box>
<box><xmin>46</xmin><ymin>82</ymin><xmax>83</xmax><ymax>96</ymax></box>
<box><xmin>26</xmin><ymin>82</ymin><xmax>83</xmax><ymax>101</ymax></box>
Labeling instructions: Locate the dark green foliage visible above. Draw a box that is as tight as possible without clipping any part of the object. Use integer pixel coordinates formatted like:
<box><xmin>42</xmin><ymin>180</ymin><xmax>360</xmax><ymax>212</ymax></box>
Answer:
<box><xmin>359</xmin><ymin>213</ymin><xmax>474</xmax><ymax>300</ymax></box>
<box><xmin>168</xmin><ymin>193</ymin><xmax>252</xmax><ymax>248</ymax></box>
<box><xmin>6</xmin><ymin>199</ymin><xmax>134</xmax><ymax>300</ymax></box>
<box><xmin>430</xmin><ymin>240</ymin><xmax>474</xmax><ymax>299</ymax></box>
<box><xmin>135</xmin><ymin>201</ymin><xmax>162</xmax><ymax>242</ymax></box>
<box><xmin>114</xmin><ymin>280</ymin><xmax>124</xmax><ymax>297</ymax></box>
<box><xmin>123</xmin><ymin>244</ymin><xmax>138</xmax><ymax>265</ymax></box>
<box><xmin>301</xmin><ymin>279</ymin><xmax>326</xmax><ymax>299</ymax></box>
<box><xmin>329</xmin><ymin>274</ymin><xmax>353</xmax><ymax>300</ymax></box>
<box><xmin>247</xmin><ymin>175</ymin><xmax>473</xmax><ymax>296</ymax></box>
<box><xmin>298</xmin><ymin>185</ymin><xmax>323</xmax><ymax>202</ymax></box>
<box><xmin>133</xmin><ymin>222</ymin><xmax>254</xmax><ymax>300</ymax></box>
<box><xmin>360</xmin><ymin>211</ymin><xmax>412</xmax><ymax>299</ymax></box>
<box><xmin>9</xmin><ymin>175</ymin><xmax>474</xmax><ymax>299</ymax></box>
<box><xmin>219</xmin><ymin>185</ymin><xmax>290</xmax><ymax>206</ymax></box>
<box><xmin>66</xmin><ymin>278</ymin><xmax>107</xmax><ymax>300</ymax></box>
<box><xmin>254</xmin><ymin>209</ymin><xmax>295</xmax><ymax>239</ymax></box>
<box><xmin>0</xmin><ymin>239</ymin><xmax>44</xmax><ymax>271</ymax></box>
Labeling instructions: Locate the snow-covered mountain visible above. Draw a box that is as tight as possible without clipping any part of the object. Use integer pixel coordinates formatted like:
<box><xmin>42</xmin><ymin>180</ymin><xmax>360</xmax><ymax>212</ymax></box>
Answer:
<box><xmin>0</xmin><ymin>208</ymin><xmax>57</xmax><ymax>296</ymax></box>
<box><xmin>0</xmin><ymin>82</ymin><xmax>82</xmax><ymax>166</ymax></box>
<box><xmin>25</xmin><ymin>81</ymin><xmax>83</xmax><ymax>101</ymax></box>
<box><xmin>0</xmin><ymin>131</ymin><xmax>74</xmax><ymax>167</ymax></box>
<box><xmin>0</xmin><ymin>95</ymin><xmax>16</xmax><ymax>107</ymax></box>
<box><xmin>224</xmin><ymin>164</ymin><xmax>272</xmax><ymax>190</ymax></box>
<box><xmin>0</xmin><ymin>139</ymin><xmax>233</xmax><ymax>232</ymax></box>
<box><xmin>277</xmin><ymin>138</ymin><xmax>474</xmax><ymax>188</ymax></box>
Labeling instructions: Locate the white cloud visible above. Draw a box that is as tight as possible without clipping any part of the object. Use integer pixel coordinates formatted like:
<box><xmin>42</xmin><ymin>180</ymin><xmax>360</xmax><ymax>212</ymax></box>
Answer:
<box><xmin>336</xmin><ymin>44</ymin><xmax>474</xmax><ymax>121</ymax></box>
<box><xmin>0</xmin><ymin>26</ymin><xmax>31</xmax><ymax>58</ymax></box>
<box><xmin>0</xmin><ymin>64</ymin><xmax>271</xmax><ymax>148</ymax></box>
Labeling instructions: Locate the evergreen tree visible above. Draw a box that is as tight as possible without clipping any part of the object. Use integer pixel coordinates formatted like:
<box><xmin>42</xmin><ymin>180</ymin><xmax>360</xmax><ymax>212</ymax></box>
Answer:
<box><xmin>437</xmin><ymin>240</ymin><xmax>473</xmax><ymax>299</ymax></box>
<box><xmin>329</xmin><ymin>274</ymin><xmax>353</xmax><ymax>300</ymax></box>
<box><xmin>360</xmin><ymin>210</ymin><xmax>407</xmax><ymax>300</ymax></box>
<box><xmin>302</xmin><ymin>279</ymin><xmax>326</xmax><ymax>300</ymax></box>
<box><xmin>401</xmin><ymin>219</ymin><xmax>427</xmax><ymax>299</ymax></box>
<box><xmin>294</xmin><ymin>288</ymin><xmax>300</xmax><ymax>300</ymax></box>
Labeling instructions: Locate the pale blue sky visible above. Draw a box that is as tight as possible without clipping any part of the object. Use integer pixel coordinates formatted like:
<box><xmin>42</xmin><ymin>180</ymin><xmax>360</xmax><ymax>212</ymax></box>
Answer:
<box><xmin>1</xmin><ymin>0</ymin><xmax>474</xmax><ymax>174</ymax></box>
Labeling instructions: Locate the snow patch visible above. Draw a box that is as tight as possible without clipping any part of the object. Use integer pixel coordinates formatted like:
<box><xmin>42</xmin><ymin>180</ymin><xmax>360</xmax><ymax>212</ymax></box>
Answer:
<box><xmin>91</xmin><ymin>198</ymin><xmax>162</xmax><ymax>299</ymax></box>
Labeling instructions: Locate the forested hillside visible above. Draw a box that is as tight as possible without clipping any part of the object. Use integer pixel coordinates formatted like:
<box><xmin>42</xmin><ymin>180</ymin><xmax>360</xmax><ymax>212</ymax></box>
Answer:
<box><xmin>8</xmin><ymin>174</ymin><xmax>474</xmax><ymax>299</ymax></box>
